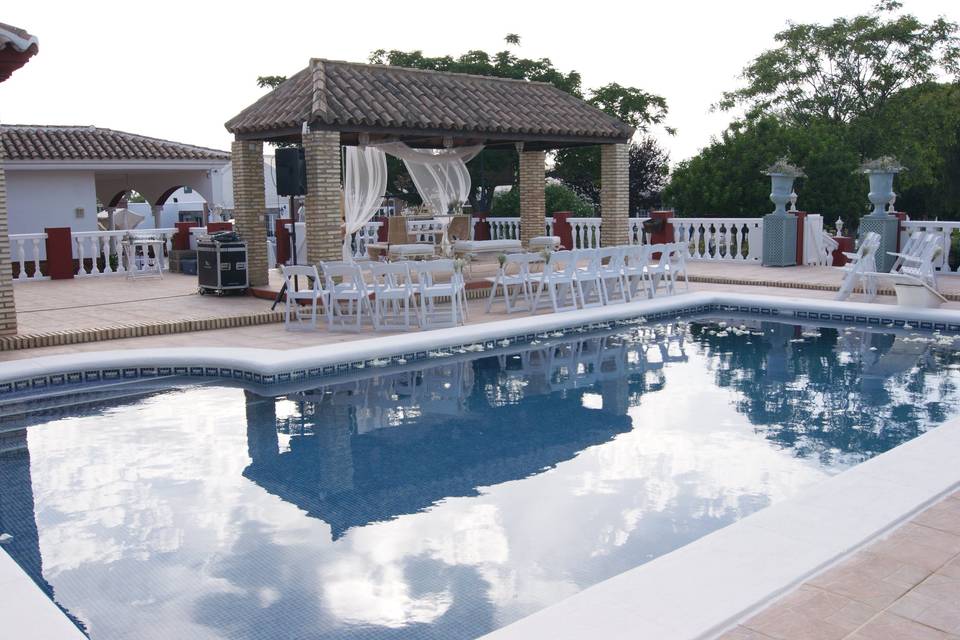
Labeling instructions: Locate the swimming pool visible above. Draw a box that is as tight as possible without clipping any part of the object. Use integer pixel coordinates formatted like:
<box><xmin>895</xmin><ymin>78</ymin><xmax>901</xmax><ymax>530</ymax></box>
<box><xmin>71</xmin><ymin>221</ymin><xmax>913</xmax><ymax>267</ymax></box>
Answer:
<box><xmin>2</xmin><ymin>313</ymin><xmax>959</xmax><ymax>639</ymax></box>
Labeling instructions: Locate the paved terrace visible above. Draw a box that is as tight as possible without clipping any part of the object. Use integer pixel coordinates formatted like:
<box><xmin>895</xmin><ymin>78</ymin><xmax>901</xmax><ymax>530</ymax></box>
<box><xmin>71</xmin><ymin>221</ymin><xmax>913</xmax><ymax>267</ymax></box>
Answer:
<box><xmin>3</xmin><ymin>262</ymin><xmax>960</xmax><ymax>640</ymax></box>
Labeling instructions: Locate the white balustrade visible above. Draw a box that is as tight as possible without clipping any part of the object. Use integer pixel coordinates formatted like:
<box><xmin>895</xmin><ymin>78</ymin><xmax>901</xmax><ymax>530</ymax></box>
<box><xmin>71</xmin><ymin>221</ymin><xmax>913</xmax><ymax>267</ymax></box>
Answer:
<box><xmin>630</xmin><ymin>218</ymin><xmax>650</xmax><ymax>245</ymax></box>
<box><xmin>672</xmin><ymin>218</ymin><xmax>764</xmax><ymax>263</ymax></box>
<box><xmin>352</xmin><ymin>221</ymin><xmax>383</xmax><ymax>259</ymax></box>
<box><xmin>11</xmin><ymin>233</ymin><xmax>47</xmax><ymax>281</ymax></box>
<box><xmin>569</xmin><ymin>217</ymin><xmax>602</xmax><ymax>249</ymax></box>
<box><xmin>545</xmin><ymin>217</ymin><xmax>555</xmax><ymax>236</ymax></box>
<box><xmin>900</xmin><ymin>220</ymin><xmax>960</xmax><ymax>273</ymax></box>
<box><xmin>487</xmin><ymin>217</ymin><xmax>521</xmax><ymax>240</ymax></box>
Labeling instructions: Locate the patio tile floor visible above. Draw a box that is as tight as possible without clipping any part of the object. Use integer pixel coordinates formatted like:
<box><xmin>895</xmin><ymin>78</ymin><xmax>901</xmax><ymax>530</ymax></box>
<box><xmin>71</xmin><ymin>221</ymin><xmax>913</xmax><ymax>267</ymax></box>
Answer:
<box><xmin>721</xmin><ymin>490</ymin><xmax>960</xmax><ymax>640</ymax></box>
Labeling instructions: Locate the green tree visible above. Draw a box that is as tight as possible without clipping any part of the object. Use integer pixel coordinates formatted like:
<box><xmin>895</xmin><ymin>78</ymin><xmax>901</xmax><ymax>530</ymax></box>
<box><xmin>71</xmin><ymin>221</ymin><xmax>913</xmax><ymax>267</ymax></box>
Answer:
<box><xmin>552</xmin><ymin>136</ymin><xmax>671</xmax><ymax>214</ymax></box>
<box><xmin>491</xmin><ymin>183</ymin><xmax>595</xmax><ymax>217</ymax></box>
<box><xmin>719</xmin><ymin>1</ymin><xmax>959</xmax><ymax>130</ymax></box>
<box><xmin>663</xmin><ymin>117</ymin><xmax>865</xmax><ymax>227</ymax></box>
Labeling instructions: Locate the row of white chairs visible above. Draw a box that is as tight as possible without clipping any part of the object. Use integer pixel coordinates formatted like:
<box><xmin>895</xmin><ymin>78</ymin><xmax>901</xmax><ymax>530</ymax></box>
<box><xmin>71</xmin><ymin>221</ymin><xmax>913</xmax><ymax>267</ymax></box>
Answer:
<box><xmin>486</xmin><ymin>244</ymin><xmax>689</xmax><ymax>315</ymax></box>
<box><xmin>281</xmin><ymin>259</ymin><xmax>467</xmax><ymax>332</ymax></box>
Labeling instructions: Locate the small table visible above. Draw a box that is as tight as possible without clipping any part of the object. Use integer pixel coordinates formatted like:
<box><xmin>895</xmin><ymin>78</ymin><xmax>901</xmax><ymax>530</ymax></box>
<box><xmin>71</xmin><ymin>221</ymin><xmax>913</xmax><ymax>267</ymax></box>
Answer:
<box><xmin>122</xmin><ymin>239</ymin><xmax>165</xmax><ymax>279</ymax></box>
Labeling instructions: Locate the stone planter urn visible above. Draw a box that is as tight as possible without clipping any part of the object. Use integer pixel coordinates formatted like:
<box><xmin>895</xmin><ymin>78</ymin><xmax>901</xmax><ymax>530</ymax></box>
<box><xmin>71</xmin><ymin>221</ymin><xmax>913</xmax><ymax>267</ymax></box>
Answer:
<box><xmin>866</xmin><ymin>171</ymin><xmax>896</xmax><ymax>218</ymax></box>
<box><xmin>769</xmin><ymin>173</ymin><xmax>796</xmax><ymax>217</ymax></box>
<box><xmin>858</xmin><ymin>157</ymin><xmax>905</xmax><ymax>271</ymax></box>
<box><xmin>762</xmin><ymin>158</ymin><xmax>804</xmax><ymax>267</ymax></box>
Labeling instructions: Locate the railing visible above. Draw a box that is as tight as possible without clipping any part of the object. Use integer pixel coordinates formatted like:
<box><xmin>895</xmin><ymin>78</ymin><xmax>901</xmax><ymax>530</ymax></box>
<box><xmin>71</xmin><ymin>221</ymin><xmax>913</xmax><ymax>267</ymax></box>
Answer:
<box><xmin>10</xmin><ymin>229</ymin><xmax>177</xmax><ymax>281</ymax></box>
<box><xmin>900</xmin><ymin>220</ymin><xmax>960</xmax><ymax>273</ymax></box>
<box><xmin>487</xmin><ymin>217</ymin><xmax>521</xmax><ymax>240</ymax></box>
<box><xmin>569</xmin><ymin>217</ymin><xmax>602</xmax><ymax>249</ymax></box>
<box><xmin>672</xmin><ymin>218</ymin><xmax>764</xmax><ymax>263</ymax></box>
<box><xmin>11</xmin><ymin>233</ymin><xmax>48</xmax><ymax>281</ymax></box>
<box><xmin>280</xmin><ymin>220</ymin><xmax>382</xmax><ymax>264</ymax></box>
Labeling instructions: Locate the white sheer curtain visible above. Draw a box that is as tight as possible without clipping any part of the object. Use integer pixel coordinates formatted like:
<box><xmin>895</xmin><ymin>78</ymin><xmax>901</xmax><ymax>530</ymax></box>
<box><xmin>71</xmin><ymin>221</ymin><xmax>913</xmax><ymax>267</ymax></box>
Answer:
<box><xmin>378</xmin><ymin>142</ymin><xmax>483</xmax><ymax>216</ymax></box>
<box><xmin>342</xmin><ymin>145</ymin><xmax>388</xmax><ymax>261</ymax></box>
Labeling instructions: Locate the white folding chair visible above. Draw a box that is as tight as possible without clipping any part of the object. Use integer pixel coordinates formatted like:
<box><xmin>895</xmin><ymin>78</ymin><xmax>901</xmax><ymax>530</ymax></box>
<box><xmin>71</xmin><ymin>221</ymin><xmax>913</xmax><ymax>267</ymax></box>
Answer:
<box><xmin>891</xmin><ymin>233</ymin><xmax>941</xmax><ymax>289</ymax></box>
<box><xmin>486</xmin><ymin>253</ymin><xmax>539</xmax><ymax>314</ymax></box>
<box><xmin>621</xmin><ymin>244</ymin><xmax>654</xmax><ymax>300</ymax></box>
<box><xmin>321</xmin><ymin>261</ymin><xmax>373</xmax><ymax>331</ymax></box>
<box><xmin>644</xmin><ymin>244</ymin><xmax>675</xmax><ymax>296</ymax></box>
<box><xmin>531</xmin><ymin>250</ymin><xmax>580</xmax><ymax>313</ymax></box>
<box><xmin>280</xmin><ymin>264</ymin><xmax>329</xmax><ymax>330</ymax></box>
<box><xmin>574</xmin><ymin>249</ymin><xmax>605</xmax><ymax>308</ymax></box>
<box><xmin>835</xmin><ymin>232</ymin><xmax>881</xmax><ymax>301</ymax></box>
<box><xmin>369</xmin><ymin>261</ymin><xmax>418</xmax><ymax>330</ymax></box>
<box><xmin>665</xmin><ymin>243</ymin><xmax>690</xmax><ymax>291</ymax></box>
<box><xmin>596</xmin><ymin>246</ymin><xmax>629</xmax><ymax>304</ymax></box>
<box><xmin>412</xmin><ymin>259</ymin><xmax>467</xmax><ymax>329</ymax></box>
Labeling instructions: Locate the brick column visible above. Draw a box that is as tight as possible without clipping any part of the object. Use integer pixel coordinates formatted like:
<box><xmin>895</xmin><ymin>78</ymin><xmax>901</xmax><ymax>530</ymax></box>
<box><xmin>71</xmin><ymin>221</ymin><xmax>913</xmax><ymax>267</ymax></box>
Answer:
<box><xmin>600</xmin><ymin>143</ymin><xmax>629</xmax><ymax>247</ymax></box>
<box><xmin>0</xmin><ymin>146</ymin><xmax>17</xmax><ymax>335</ymax></box>
<box><xmin>519</xmin><ymin>150</ymin><xmax>546</xmax><ymax>246</ymax></box>
<box><xmin>303</xmin><ymin>130</ymin><xmax>342</xmax><ymax>264</ymax></box>
<box><xmin>231</xmin><ymin>138</ymin><xmax>269</xmax><ymax>286</ymax></box>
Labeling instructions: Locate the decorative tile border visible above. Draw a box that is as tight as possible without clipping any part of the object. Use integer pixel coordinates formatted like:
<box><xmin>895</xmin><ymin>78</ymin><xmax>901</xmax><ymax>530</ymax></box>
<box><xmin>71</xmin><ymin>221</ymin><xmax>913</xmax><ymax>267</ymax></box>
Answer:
<box><xmin>2</xmin><ymin>296</ymin><xmax>958</xmax><ymax>403</ymax></box>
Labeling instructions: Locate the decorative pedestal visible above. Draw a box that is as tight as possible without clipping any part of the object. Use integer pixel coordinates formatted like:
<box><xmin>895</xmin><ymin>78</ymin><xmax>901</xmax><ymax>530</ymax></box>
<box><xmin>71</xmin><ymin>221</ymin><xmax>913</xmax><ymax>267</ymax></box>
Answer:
<box><xmin>762</xmin><ymin>214</ymin><xmax>798</xmax><ymax>267</ymax></box>
<box><xmin>859</xmin><ymin>215</ymin><xmax>899</xmax><ymax>272</ymax></box>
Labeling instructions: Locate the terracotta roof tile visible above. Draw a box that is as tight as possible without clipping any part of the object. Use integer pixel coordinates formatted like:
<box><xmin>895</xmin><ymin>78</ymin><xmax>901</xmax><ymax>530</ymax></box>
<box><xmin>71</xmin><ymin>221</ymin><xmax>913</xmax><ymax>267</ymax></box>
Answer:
<box><xmin>225</xmin><ymin>59</ymin><xmax>634</xmax><ymax>145</ymax></box>
<box><xmin>0</xmin><ymin>125</ymin><xmax>231</xmax><ymax>162</ymax></box>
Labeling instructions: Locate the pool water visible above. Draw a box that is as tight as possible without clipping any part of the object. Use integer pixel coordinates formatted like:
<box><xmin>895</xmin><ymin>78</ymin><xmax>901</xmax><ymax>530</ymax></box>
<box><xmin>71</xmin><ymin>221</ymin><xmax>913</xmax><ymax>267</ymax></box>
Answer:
<box><xmin>2</xmin><ymin>317</ymin><xmax>959</xmax><ymax>639</ymax></box>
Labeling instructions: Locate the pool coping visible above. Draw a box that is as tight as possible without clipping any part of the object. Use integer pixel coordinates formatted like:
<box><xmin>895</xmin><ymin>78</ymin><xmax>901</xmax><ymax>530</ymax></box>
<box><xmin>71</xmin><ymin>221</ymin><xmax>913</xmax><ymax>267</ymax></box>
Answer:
<box><xmin>3</xmin><ymin>290</ymin><xmax>960</xmax><ymax>639</ymax></box>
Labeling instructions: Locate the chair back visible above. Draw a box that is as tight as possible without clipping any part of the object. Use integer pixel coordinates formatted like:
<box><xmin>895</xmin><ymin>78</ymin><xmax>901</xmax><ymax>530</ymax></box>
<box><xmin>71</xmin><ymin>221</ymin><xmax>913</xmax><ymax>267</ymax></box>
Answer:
<box><xmin>545</xmin><ymin>250</ymin><xmax>578</xmax><ymax>279</ymax></box>
<box><xmin>412</xmin><ymin>259</ymin><xmax>460</xmax><ymax>287</ymax></box>
<box><xmin>281</xmin><ymin>264</ymin><xmax>322</xmax><ymax>291</ymax></box>
<box><xmin>622</xmin><ymin>244</ymin><xmax>649</xmax><ymax>267</ymax></box>
<box><xmin>577</xmin><ymin>248</ymin><xmax>603</xmax><ymax>276</ymax></box>
<box><xmin>321</xmin><ymin>262</ymin><xmax>366</xmax><ymax>293</ymax></box>
<box><xmin>369</xmin><ymin>261</ymin><xmax>413</xmax><ymax>293</ymax></box>
<box><xmin>647</xmin><ymin>244</ymin><xmax>672</xmax><ymax>269</ymax></box>
<box><xmin>597</xmin><ymin>246</ymin><xmax>625</xmax><ymax>271</ymax></box>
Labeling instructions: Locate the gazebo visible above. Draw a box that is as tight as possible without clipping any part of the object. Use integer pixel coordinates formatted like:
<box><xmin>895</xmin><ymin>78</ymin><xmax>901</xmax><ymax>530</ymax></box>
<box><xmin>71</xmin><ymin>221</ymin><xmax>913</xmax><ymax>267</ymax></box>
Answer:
<box><xmin>0</xmin><ymin>22</ymin><xmax>39</xmax><ymax>336</ymax></box>
<box><xmin>225</xmin><ymin>58</ymin><xmax>635</xmax><ymax>286</ymax></box>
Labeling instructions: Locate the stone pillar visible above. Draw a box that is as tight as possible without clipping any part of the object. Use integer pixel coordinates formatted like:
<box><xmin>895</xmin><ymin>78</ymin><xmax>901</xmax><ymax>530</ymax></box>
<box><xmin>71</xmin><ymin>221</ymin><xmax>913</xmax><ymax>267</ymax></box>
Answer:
<box><xmin>303</xmin><ymin>130</ymin><xmax>342</xmax><ymax>264</ymax></box>
<box><xmin>231</xmin><ymin>138</ymin><xmax>269</xmax><ymax>286</ymax></box>
<box><xmin>600</xmin><ymin>144</ymin><xmax>629</xmax><ymax>247</ymax></box>
<box><xmin>150</xmin><ymin>204</ymin><xmax>163</xmax><ymax>230</ymax></box>
<box><xmin>0</xmin><ymin>147</ymin><xmax>17</xmax><ymax>335</ymax></box>
<box><xmin>519</xmin><ymin>150</ymin><xmax>546</xmax><ymax>246</ymax></box>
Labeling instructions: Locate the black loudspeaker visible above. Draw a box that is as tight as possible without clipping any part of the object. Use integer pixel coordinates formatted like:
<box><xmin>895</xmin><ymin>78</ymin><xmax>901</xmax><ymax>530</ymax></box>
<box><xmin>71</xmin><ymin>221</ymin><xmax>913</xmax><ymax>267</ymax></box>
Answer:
<box><xmin>275</xmin><ymin>147</ymin><xmax>307</xmax><ymax>196</ymax></box>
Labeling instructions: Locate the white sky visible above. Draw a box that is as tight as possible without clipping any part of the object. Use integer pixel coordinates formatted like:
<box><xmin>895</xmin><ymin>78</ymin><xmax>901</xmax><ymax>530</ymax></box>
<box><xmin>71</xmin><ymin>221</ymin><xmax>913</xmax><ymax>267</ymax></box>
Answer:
<box><xmin>2</xmin><ymin>0</ymin><xmax>957</xmax><ymax>165</ymax></box>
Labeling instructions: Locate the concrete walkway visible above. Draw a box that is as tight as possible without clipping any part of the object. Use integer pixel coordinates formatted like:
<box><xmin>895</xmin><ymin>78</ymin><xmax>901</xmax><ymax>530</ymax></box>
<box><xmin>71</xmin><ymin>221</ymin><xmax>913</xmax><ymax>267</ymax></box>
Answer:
<box><xmin>722</xmin><ymin>490</ymin><xmax>960</xmax><ymax>640</ymax></box>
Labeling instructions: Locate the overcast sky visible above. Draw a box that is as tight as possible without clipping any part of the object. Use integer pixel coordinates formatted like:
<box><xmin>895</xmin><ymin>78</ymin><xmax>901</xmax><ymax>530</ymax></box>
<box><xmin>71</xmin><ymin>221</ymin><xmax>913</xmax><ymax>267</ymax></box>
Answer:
<box><xmin>2</xmin><ymin>0</ymin><xmax>957</xmax><ymax>165</ymax></box>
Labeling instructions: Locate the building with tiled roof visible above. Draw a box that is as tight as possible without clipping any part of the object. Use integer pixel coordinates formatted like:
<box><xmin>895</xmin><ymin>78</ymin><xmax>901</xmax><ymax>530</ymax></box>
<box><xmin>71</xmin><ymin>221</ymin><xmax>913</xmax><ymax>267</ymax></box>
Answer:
<box><xmin>226</xmin><ymin>58</ymin><xmax>635</xmax><ymax>149</ymax></box>
<box><xmin>1</xmin><ymin>124</ymin><xmax>232</xmax><ymax>236</ymax></box>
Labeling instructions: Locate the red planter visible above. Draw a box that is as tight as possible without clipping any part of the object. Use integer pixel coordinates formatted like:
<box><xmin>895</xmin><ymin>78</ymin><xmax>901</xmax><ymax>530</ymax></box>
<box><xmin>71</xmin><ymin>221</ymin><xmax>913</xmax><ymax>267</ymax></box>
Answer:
<box><xmin>552</xmin><ymin>211</ymin><xmax>574</xmax><ymax>249</ymax></box>
<box><xmin>44</xmin><ymin>227</ymin><xmax>74</xmax><ymax>279</ymax></box>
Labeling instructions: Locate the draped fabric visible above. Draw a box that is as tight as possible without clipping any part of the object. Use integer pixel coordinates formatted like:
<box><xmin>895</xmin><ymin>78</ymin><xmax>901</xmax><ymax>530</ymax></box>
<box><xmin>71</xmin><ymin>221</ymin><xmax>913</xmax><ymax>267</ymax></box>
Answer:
<box><xmin>342</xmin><ymin>145</ymin><xmax>388</xmax><ymax>261</ymax></box>
<box><xmin>378</xmin><ymin>142</ymin><xmax>483</xmax><ymax>216</ymax></box>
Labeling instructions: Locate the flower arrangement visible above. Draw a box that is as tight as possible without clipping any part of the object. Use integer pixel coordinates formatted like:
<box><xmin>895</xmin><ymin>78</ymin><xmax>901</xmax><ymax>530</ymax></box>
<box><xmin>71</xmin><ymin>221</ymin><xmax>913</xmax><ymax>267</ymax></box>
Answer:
<box><xmin>858</xmin><ymin>156</ymin><xmax>906</xmax><ymax>174</ymax></box>
<box><xmin>763</xmin><ymin>156</ymin><xmax>805</xmax><ymax>177</ymax></box>
<box><xmin>539</xmin><ymin>248</ymin><xmax>552</xmax><ymax>264</ymax></box>
<box><xmin>453</xmin><ymin>258</ymin><xmax>466</xmax><ymax>273</ymax></box>
<box><xmin>496</xmin><ymin>253</ymin><xmax>508</xmax><ymax>267</ymax></box>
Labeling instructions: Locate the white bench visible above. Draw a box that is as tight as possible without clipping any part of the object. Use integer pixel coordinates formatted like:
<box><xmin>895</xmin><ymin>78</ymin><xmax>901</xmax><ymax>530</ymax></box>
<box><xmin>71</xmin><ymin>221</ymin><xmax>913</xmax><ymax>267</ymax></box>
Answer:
<box><xmin>453</xmin><ymin>239</ymin><xmax>523</xmax><ymax>258</ymax></box>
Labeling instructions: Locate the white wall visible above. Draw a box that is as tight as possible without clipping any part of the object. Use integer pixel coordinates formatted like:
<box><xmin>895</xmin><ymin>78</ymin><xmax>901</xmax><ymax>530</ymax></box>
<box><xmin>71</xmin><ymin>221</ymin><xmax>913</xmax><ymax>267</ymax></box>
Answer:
<box><xmin>6</xmin><ymin>170</ymin><xmax>99</xmax><ymax>235</ymax></box>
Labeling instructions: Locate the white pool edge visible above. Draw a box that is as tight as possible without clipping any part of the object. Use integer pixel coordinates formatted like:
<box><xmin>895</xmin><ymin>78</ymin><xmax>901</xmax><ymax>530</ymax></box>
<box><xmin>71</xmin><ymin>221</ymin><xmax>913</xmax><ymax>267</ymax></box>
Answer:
<box><xmin>2</xmin><ymin>290</ymin><xmax>960</xmax><ymax>640</ymax></box>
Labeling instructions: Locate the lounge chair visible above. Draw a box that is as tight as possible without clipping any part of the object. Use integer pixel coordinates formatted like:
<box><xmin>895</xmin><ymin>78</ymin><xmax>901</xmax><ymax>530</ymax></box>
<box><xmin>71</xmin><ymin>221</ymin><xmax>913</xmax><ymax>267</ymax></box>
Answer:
<box><xmin>835</xmin><ymin>232</ymin><xmax>881</xmax><ymax>301</ymax></box>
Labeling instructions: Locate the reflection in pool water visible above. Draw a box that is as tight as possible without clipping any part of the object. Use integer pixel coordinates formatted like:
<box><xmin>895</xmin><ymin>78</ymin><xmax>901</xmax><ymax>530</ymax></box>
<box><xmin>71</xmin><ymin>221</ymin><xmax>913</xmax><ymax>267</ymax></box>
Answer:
<box><xmin>1</xmin><ymin>318</ymin><xmax>958</xmax><ymax>639</ymax></box>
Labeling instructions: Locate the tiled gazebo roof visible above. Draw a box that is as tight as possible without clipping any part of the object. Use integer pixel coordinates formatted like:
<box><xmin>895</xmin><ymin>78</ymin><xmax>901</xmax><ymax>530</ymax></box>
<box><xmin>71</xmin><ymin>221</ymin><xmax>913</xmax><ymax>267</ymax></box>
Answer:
<box><xmin>0</xmin><ymin>22</ymin><xmax>39</xmax><ymax>82</ymax></box>
<box><xmin>0</xmin><ymin>125</ymin><xmax>231</xmax><ymax>162</ymax></box>
<box><xmin>225</xmin><ymin>58</ymin><xmax>634</xmax><ymax>149</ymax></box>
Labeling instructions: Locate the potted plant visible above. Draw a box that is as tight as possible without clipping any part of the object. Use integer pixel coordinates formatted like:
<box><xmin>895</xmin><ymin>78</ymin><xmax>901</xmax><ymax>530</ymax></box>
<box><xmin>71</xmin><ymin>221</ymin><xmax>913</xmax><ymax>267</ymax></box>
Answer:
<box><xmin>858</xmin><ymin>156</ymin><xmax>905</xmax><ymax>218</ymax></box>
<box><xmin>764</xmin><ymin>157</ymin><xmax>805</xmax><ymax>216</ymax></box>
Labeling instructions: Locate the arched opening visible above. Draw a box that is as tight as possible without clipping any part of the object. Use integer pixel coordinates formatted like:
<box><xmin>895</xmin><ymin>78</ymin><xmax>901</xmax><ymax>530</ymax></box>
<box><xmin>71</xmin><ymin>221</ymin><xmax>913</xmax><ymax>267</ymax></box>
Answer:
<box><xmin>153</xmin><ymin>185</ymin><xmax>209</xmax><ymax>228</ymax></box>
